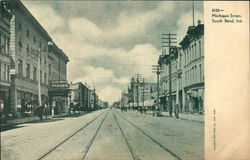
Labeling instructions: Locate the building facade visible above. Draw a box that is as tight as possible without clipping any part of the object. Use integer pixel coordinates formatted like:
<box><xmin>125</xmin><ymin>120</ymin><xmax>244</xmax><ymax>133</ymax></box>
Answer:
<box><xmin>158</xmin><ymin>22</ymin><xmax>204</xmax><ymax>114</ymax></box>
<box><xmin>0</xmin><ymin>0</ymin><xmax>12</xmax><ymax>121</ymax></box>
<box><xmin>69</xmin><ymin>82</ymin><xmax>90</xmax><ymax>111</ymax></box>
<box><xmin>127</xmin><ymin>77</ymin><xmax>157</xmax><ymax>108</ymax></box>
<box><xmin>48</xmin><ymin>45</ymin><xmax>69</xmax><ymax>114</ymax></box>
<box><xmin>5</xmin><ymin>0</ymin><xmax>69</xmax><ymax>116</ymax></box>
<box><xmin>180</xmin><ymin>22</ymin><xmax>204</xmax><ymax>113</ymax></box>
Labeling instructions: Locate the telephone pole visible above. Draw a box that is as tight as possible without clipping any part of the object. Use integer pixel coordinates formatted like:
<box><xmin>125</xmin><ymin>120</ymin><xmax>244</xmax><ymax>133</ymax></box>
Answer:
<box><xmin>130</xmin><ymin>76</ymin><xmax>135</xmax><ymax>110</ymax></box>
<box><xmin>162</xmin><ymin>33</ymin><xmax>177</xmax><ymax>117</ymax></box>
<box><xmin>135</xmin><ymin>73</ymin><xmax>141</xmax><ymax>110</ymax></box>
<box><xmin>142</xmin><ymin>78</ymin><xmax>145</xmax><ymax>110</ymax></box>
<box><xmin>152</xmin><ymin>65</ymin><xmax>163</xmax><ymax>115</ymax></box>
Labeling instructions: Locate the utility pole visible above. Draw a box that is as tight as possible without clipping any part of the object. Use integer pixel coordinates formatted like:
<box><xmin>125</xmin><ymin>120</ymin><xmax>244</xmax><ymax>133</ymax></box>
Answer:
<box><xmin>136</xmin><ymin>73</ymin><xmax>141</xmax><ymax>110</ymax></box>
<box><xmin>142</xmin><ymin>78</ymin><xmax>145</xmax><ymax>110</ymax></box>
<box><xmin>152</xmin><ymin>65</ymin><xmax>162</xmax><ymax>115</ymax></box>
<box><xmin>130</xmin><ymin>76</ymin><xmax>135</xmax><ymax>110</ymax></box>
<box><xmin>176</xmin><ymin>48</ymin><xmax>181</xmax><ymax>119</ymax></box>
<box><xmin>162</xmin><ymin>33</ymin><xmax>177</xmax><ymax>117</ymax></box>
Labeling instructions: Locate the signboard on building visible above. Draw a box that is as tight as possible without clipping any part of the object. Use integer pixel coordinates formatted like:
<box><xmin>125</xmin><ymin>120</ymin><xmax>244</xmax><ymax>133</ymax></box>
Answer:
<box><xmin>51</xmin><ymin>80</ymin><xmax>69</xmax><ymax>88</ymax></box>
<box><xmin>50</xmin><ymin>80</ymin><xmax>69</xmax><ymax>97</ymax></box>
<box><xmin>10</xmin><ymin>69</ymin><xmax>16</xmax><ymax>75</ymax></box>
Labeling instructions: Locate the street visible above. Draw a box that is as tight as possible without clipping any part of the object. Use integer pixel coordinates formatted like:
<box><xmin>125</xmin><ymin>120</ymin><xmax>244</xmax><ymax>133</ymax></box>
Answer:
<box><xmin>1</xmin><ymin>109</ymin><xmax>203</xmax><ymax>160</ymax></box>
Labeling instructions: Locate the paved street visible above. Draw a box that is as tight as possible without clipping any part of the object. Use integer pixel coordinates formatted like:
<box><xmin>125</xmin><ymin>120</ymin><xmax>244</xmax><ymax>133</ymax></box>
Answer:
<box><xmin>1</xmin><ymin>109</ymin><xmax>203</xmax><ymax>160</ymax></box>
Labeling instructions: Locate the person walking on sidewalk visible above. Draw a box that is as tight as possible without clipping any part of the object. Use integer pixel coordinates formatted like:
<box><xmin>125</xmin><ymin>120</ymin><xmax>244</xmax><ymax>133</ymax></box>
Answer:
<box><xmin>44</xmin><ymin>103</ymin><xmax>48</xmax><ymax>119</ymax></box>
<box><xmin>35</xmin><ymin>106</ymin><xmax>43</xmax><ymax>121</ymax></box>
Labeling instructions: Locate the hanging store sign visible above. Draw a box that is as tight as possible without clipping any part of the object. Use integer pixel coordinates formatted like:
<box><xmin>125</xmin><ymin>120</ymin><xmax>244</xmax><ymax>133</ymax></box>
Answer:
<box><xmin>51</xmin><ymin>80</ymin><xmax>69</xmax><ymax>88</ymax></box>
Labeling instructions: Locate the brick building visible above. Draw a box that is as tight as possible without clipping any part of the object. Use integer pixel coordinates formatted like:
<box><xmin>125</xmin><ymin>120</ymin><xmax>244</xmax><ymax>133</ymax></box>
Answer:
<box><xmin>158</xmin><ymin>22</ymin><xmax>204</xmax><ymax>114</ymax></box>
<box><xmin>5</xmin><ymin>0</ymin><xmax>69</xmax><ymax>116</ymax></box>
<box><xmin>69</xmin><ymin>82</ymin><xmax>90</xmax><ymax>111</ymax></box>
<box><xmin>0</xmin><ymin>0</ymin><xmax>12</xmax><ymax>121</ymax></box>
<box><xmin>180</xmin><ymin>22</ymin><xmax>204</xmax><ymax>113</ymax></box>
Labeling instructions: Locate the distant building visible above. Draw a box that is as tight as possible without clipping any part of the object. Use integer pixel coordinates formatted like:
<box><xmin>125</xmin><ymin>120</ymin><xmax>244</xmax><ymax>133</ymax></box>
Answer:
<box><xmin>127</xmin><ymin>77</ymin><xmax>157</xmax><ymax>108</ymax></box>
<box><xmin>69</xmin><ymin>82</ymin><xmax>89</xmax><ymax>111</ymax></box>
<box><xmin>0</xmin><ymin>0</ymin><xmax>13</xmax><ymax>120</ymax></box>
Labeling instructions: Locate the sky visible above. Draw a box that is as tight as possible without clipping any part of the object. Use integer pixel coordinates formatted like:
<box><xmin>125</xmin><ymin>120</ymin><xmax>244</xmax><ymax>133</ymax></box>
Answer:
<box><xmin>23</xmin><ymin>1</ymin><xmax>203</xmax><ymax>104</ymax></box>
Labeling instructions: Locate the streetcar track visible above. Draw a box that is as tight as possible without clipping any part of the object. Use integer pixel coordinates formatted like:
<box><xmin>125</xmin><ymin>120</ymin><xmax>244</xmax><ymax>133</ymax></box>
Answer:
<box><xmin>82</xmin><ymin>110</ymin><xmax>109</xmax><ymax>160</ymax></box>
<box><xmin>112</xmin><ymin>111</ymin><xmax>139</xmax><ymax>160</ymax></box>
<box><xmin>35</xmin><ymin>110</ymin><xmax>107</xmax><ymax>160</ymax></box>
<box><xmin>115</xmin><ymin>111</ymin><xmax>183</xmax><ymax>160</ymax></box>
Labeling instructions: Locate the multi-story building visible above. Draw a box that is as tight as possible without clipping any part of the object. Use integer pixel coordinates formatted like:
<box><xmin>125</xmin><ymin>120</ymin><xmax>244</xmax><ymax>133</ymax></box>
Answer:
<box><xmin>158</xmin><ymin>21</ymin><xmax>204</xmax><ymax>114</ymax></box>
<box><xmin>158</xmin><ymin>47</ymin><xmax>177</xmax><ymax>112</ymax></box>
<box><xmin>88</xmin><ymin>89</ymin><xmax>96</xmax><ymax>110</ymax></box>
<box><xmin>5</xmin><ymin>0</ymin><xmax>69</xmax><ymax>116</ymax></box>
<box><xmin>120</xmin><ymin>91</ymin><xmax>128</xmax><ymax>108</ymax></box>
<box><xmin>0</xmin><ymin>0</ymin><xmax>13</xmax><ymax>121</ymax></box>
<box><xmin>180</xmin><ymin>22</ymin><xmax>204</xmax><ymax>113</ymax></box>
<box><xmin>48</xmin><ymin>44</ymin><xmax>69</xmax><ymax>114</ymax></box>
<box><xmin>69</xmin><ymin>82</ymin><xmax>89</xmax><ymax>111</ymax></box>
<box><xmin>127</xmin><ymin>77</ymin><xmax>157</xmax><ymax>108</ymax></box>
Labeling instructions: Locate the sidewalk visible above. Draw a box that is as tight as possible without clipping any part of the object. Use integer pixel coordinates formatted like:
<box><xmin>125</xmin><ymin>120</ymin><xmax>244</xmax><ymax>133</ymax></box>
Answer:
<box><xmin>145</xmin><ymin>111</ymin><xmax>204</xmax><ymax>123</ymax></box>
<box><xmin>0</xmin><ymin>112</ymin><xmax>85</xmax><ymax>131</ymax></box>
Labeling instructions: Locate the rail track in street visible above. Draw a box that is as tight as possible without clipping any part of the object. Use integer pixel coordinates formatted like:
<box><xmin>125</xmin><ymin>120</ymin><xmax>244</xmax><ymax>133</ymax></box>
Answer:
<box><xmin>112</xmin><ymin>111</ymin><xmax>138</xmax><ymax>160</ymax></box>
<box><xmin>35</xmin><ymin>109</ymin><xmax>183</xmax><ymax>160</ymax></box>
<box><xmin>35</xmin><ymin>110</ymin><xmax>108</xmax><ymax>160</ymax></box>
<box><xmin>81</xmin><ymin>111</ymin><xmax>109</xmax><ymax>160</ymax></box>
<box><xmin>114</xmin><ymin>110</ymin><xmax>183</xmax><ymax>160</ymax></box>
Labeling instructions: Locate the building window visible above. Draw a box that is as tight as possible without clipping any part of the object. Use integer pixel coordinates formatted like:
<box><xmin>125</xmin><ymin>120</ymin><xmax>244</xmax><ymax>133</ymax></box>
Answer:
<box><xmin>7</xmin><ymin>66</ymin><xmax>10</xmax><ymax>82</ymax></box>
<box><xmin>0</xmin><ymin>33</ymin><xmax>4</xmax><ymax>53</ymax></box>
<box><xmin>194</xmin><ymin>65</ymin><xmax>197</xmax><ymax>83</ymax></box>
<box><xmin>44</xmin><ymin>73</ymin><xmax>47</xmax><ymax>85</ymax></box>
<box><xmin>33</xmin><ymin>67</ymin><xmax>37</xmax><ymax>81</ymax></box>
<box><xmin>199</xmin><ymin>64</ymin><xmax>202</xmax><ymax>82</ymax></box>
<box><xmin>199</xmin><ymin>41</ymin><xmax>202</xmax><ymax>57</ymax></box>
<box><xmin>40</xmin><ymin>56</ymin><xmax>42</xmax><ymax>64</ymax></box>
<box><xmin>39</xmin><ymin>41</ymin><xmax>42</xmax><ymax>48</ymax></box>
<box><xmin>44</xmin><ymin>46</ymin><xmax>47</xmax><ymax>52</ymax></box>
<box><xmin>3</xmin><ymin>64</ymin><xmax>6</xmax><ymax>81</ymax></box>
<box><xmin>18</xmin><ymin>37</ymin><xmax>23</xmax><ymax>52</ymax></box>
<box><xmin>48</xmin><ymin>64</ymin><xmax>51</xmax><ymax>79</ymax></box>
<box><xmin>44</xmin><ymin>57</ymin><xmax>47</xmax><ymax>65</ymax></box>
<box><xmin>18</xmin><ymin>22</ymin><xmax>22</xmax><ymax>31</ymax></box>
<box><xmin>33</xmin><ymin>36</ymin><xmax>36</xmax><ymax>43</ymax></box>
<box><xmin>26</xmin><ymin>29</ymin><xmax>30</xmax><ymax>37</ymax></box>
<box><xmin>194</xmin><ymin>43</ymin><xmax>197</xmax><ymax>59</ymax></box>
<box><xmin>26</xmin><ymin>43</ymin><xmax>30</xmax><ymax>56</ymax></box>
<box><xmin>6</xmin><ymin>38</ymin><xmax>10</xmax><ymax>55</ymax></box>
<box><xmin>18</xmin><ymin>59</ymin><xmax>23</xmax><ymax>76</ymax></box>
<box><xmin>26</xmin><ymin>63</ymin><xmax>30</xmax><ymax>79</ymax></box>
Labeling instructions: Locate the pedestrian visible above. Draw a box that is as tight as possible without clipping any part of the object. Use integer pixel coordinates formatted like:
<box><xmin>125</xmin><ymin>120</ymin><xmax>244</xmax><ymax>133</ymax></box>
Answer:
<box><xmin>140</xmin><ymin>106</ymin><xmax>143</xmax><ymax>115</ymax></box>
<box><xmin>36</xmin><ymin>105</ymin><xmax>43</xmax><ymax>121</ymax></box>
<box><xmin>44</xmin><ymin>103</ymin><xmax>48</xmax><ymax>119</ymax></box>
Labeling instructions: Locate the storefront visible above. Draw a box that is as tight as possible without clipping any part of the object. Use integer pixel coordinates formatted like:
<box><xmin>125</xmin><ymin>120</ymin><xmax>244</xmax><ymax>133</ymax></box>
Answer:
<box><xmin>49</xmin><ymin>81</ymin><xmax>69</xmax><ymax>114</ymax></box>
<box><xmin>186</xmin><ymin>87</ymin><xmax>204</xmax><ymax>114</ymax></box>
<box><xmin>16</xmin><ymin>90</ymin><xmax>48</xmax><ymax>116</ymax></box>
<box><xmin>0</xmin><ymin>86</ymin><xmax>10</xmax><ymax>121</ymax></box>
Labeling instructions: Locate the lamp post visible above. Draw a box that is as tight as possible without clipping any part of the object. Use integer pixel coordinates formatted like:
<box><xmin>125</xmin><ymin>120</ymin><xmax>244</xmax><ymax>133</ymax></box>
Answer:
<box><xmin>33</xmin><ymin>41</ymin><xmax>53</xmax><ymax>107</ymax></box>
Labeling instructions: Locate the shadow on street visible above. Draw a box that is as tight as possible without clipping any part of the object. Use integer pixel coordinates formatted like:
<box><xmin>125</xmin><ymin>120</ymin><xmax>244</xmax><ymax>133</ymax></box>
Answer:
<box><xmin>0</xmin><ymin>125</ymin><xmax>27</xmax><ymax>132</ymax></box>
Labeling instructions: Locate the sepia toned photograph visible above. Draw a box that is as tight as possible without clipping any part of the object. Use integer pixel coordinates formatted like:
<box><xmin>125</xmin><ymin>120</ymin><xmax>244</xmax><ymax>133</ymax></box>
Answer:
<box><xmin>1</xmin><ymin>0</ymin><xmax>206</xmax><ymax>159</ymax></box>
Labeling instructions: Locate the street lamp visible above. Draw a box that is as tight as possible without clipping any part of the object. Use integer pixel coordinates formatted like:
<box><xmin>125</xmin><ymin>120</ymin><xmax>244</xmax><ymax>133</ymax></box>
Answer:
<box><xmin>33</xmin><ymin>41</ymin><xmax>54</xmax><ymax>107</ymax></box>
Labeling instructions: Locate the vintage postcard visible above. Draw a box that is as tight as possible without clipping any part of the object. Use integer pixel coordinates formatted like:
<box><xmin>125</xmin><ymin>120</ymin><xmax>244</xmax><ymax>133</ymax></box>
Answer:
<box><xmin>0</xmin><ymin>0</ymin><xmax>249</xmax><ymax>160</ymax></box>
